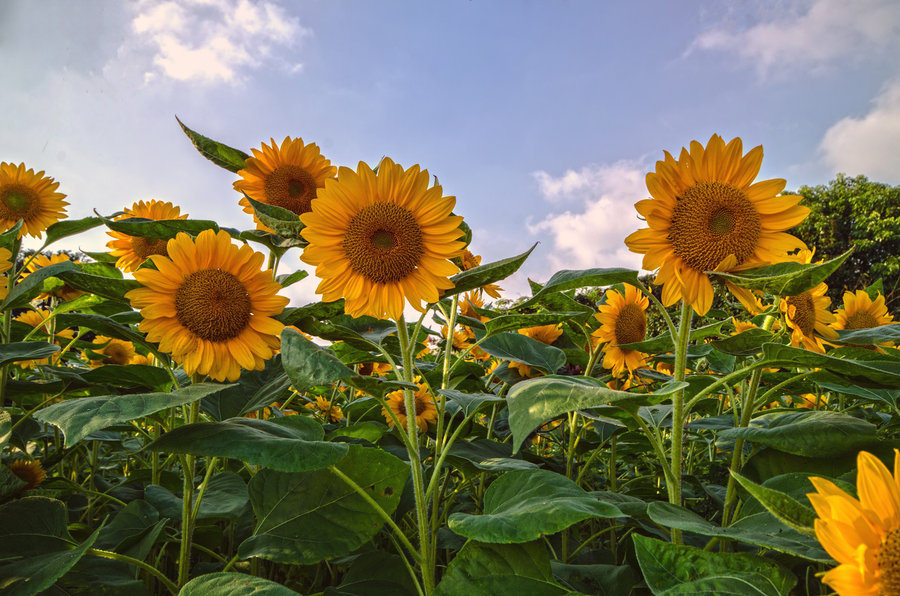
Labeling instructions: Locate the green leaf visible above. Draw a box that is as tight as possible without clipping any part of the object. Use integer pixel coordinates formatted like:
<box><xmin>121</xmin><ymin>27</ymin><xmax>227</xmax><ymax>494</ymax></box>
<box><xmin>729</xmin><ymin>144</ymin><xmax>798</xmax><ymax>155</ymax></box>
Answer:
<box><xmin>325</xmin><ymin>551</ymin><xmax>417</xmax><ymax>596</ymax></box>
<box><xmin>0</xmin><ymin>342</ymin><xmax>59</xmax><ymax>368</ymax></box>
<box><xmin>277</xmin><ymin>269</ymin><xmax>309</xmax><ymax>288</ymax></box>
<box><xmin>243</xmin><ymin>195</ymin><xmax>306</xmax><ymax>239</ymax></box>
<box><xmin>146</xmin><ymin>472</ymin><xmax>248</xmax><ymax>521</ymax></box>
<box><xmin>632</xmin><ymin>534</ymin><xmax>798</xmax><ymax>596</ymax></box>
<box><xmin>717</xmin><ymin>410</ymin><xmax>879</xmax><ymax>458</ymax></box>
<box><xmin>78</xmin><ymin>364</ymin><xmax>173</xmax><ymax>392</ymax></box>
<box><xmin>507</xmin><ymin>376</ymin><xmax>687</xmax><ymax>453</ymax></box>
<box><xmin>446</xmin><ymin>244</ymin><xmax>536</xmax><ymax>297</ymax></box>
<box><xmin>709</xmin><ymin>248</ymin><xmax>852</xmax><ymax>296</ymax></box>
<box><xmin>40</xmin><ymin>217</ymin><xmax>104</xmax><ymax>248</ymax></box>
<box><xmin>618</xmin><ymin>320</ymin><xmax>729</xmax><ymax>354</ymax></box>
<box><xmin>0</xmin><ymin>526</ymin><xmax>100</xmax><ymax>596</ymax></box>
<box><xmin>434</xmin><ymin>541</ymin><xmax>572</xmax><ymax>596</ymax></box>
<box><xmin>0</xmin><ymin>465</ymin><xmax>27</xmax><ymax>502</ymax></box>
<box><xmin>484</xmin><ymin>312</ymin><xmax>584</xmax><ymax>336</ymax></box>
<box><xmin>448</xmin><ymin>468</ymin><xmax>623</xmax><ymax>543</ymax></box>
<box><xmin>101</xmin><ymin>216</ymin><xmax>219</xmax><ymax>240</ymax></box>
<box><xmin>239</xmin><ymin>444</ymin><xmax>408</xmax><ymax>564</ymax></box>
<box><xmin>550</xmin><ymin>562</ymin><xmax>634</xmax><ymax>596</ymax></box>
<box><xmin>200</xmin><ymin>356</ymin><xmax>292</xmax><ymax>420</ymax></box>
<box><xmin>708</xmin><ymin>328</ymin><xmax>775</xmax><ymax>356</ymax></box>
<box><xmin>730</xmin><ymin>471</ymin><xmax>816</xmax><ymax>535</ymax></box>
<box><xmin>1</xmin><ymin>261</ymin><xmax>78</xmax><ymax>310</ymax></box>
<box><xmin>281</xmin><ymin>328</ymin><xmax>355</xmax><ymax>391</ymax></box>
<box><xmin>764</xmin><ymin>343</ymin><xmax>900</xmax><ymax>388</ymax></box>
<box><xmin>54</xmin><ymin>313</ymin><xmax>149</xmax><ymax>348</ymax></box>
<box><xmin>33</xmin><ymin>383</ymin><xmax>232</xmax><ymax>446</ymax></box>
<box><xmin>445</xmin><ymin>439</ymin><xmax>539</xmax><ymax>473</ymax></box>
<box><xmin>0</xmin><ymin>497</ymin><xmax>73</xmax><ymax>558</ymax></box>
<box><xmin>438</xmin><ymin>389</ymin><xmax>505</xmax><ymax>417</ymax></box>
<box><xmin>0</xmin><ymin>221</ymin><xmax>23</xmax><ymax>252</ymax></box>
<box><xmin>56</xmin><ymin>271</ymin><xmax>141</xmax><ymax>302</ymax></box>
<box><xmin>177</xmin><ymin>116</ymin><xmax>250</xmax><ymax>173</ymax></box>
<box><xmin>479</xmin><ymin>332</ymin><xmax>566</xmax><ymax>374</ymax></box>
<box><xmin>833</xmin><ymin>323</ymin><xmax>900</xmax><ymax>345</ymax></box>
<box><xmin>0</xmin><ymin>410</ymin><xmax>10</xmax><ymax>450</ymax></box>
<box><xmin>179</xmin><ymin>572</ymin><xmax>302</xmax><ymax>595</ymax></box>
<box><xmin>148</xmin><ymin>418</ymin><xmax>348</xmax><ymax>472</ymax></box>
<box><xmin>520</xmin><ymin>267</ymin><xmax>640</xmax><ymax>309</ymax></box>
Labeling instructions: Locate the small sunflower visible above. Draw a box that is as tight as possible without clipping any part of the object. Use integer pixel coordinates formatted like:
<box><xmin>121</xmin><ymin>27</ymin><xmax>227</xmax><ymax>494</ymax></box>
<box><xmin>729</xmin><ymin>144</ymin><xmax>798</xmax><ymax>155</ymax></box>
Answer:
<box><xmin>234</xmin><ymin>136</ymin><xmax>336</xmax><ymax>230</ymax></box>
<box><xmin>592</xmin><ymin>284</ymin><xmax>649</xmax><ymax>377</ymax></box>
<box><xmin>13</xmin><ymin>309</ymin><xmax>74</xmax><ymax>368</ymax></box>
<box><xmin>781</xmin><ymin>282</ymin><xmax>838</xmax><ymax>354</ymax></box>
<box><xmin>126</xmin><ymin>229</ymin><xmax>289</xmax><ymax>382</ymax></box>
<box><xmin>21</xmin><ymin>253</ymin><xmax>84</xmax><ymax>302</ymax></box>
<box><xmin>808</xmin><ymin>449</ymin><xmax>900</xmax><ymax>595</ymax></box>
<box><xmin>832</xmin><ymin>290</ymin><xmax>894</xmax><ymax>333</ymax></box>
<box><xmin>731</xmin><ymin>317</ymin><xmax>758</xmax><ymax>335</ymax></box>
<box><xmin>9</xmin><ymin>458</ymin><xmax>47</xmax><ymax>491</ymax></box>
<box><xmin>304</xmin><ymin>396</ymin><xmax>344</xmax><ymax>423</ymax></box>
<box><xmin>106</xmin><ymin>200</ymin><xmax>188</xmax><ymax>272</ymax></box>
<box><xmin>460</xmin><ymin>250</ymin><xmax>502</xmax><ymax>299</ymax></box>
<box><xmin>625</xmin><ymin>134</ymin><xmax>809</xmax><ymax>315</ymax></box>
<box><xmin>300</xmin><ymin>158</ymin><xmax>466</xmax><ymax>320</ymax></box>
<box><xmin>509</xmin><ymin>324</ymin><xmax>564</xmax><ymax>378</ymax></box>
<box><xmin>792</xmin><ymin>393</ymin><xmax>828</xmax><ymax>409</ymax></box>
<box><xmin>83</xmin><ymin>336</ymin><xmax>137</xmax><ymax>367</ymax></box>
<box><xmin>383</xmin><ymin>381</ymin><xmax>438</xmax><ymax>432</ymax></box>
<box><xmin>357</xmin><ymin>361</ymin><xmax>392</xmax><ymax>377</ymax></box>
<box><xmin>0</xmin><ymin>162</ymin><xmax>68</xmax><ymax>238</ymax></box>
<box><xmin>442</xmin><ymin>324</ymin><xmax>471</xmax><ymax>350</ymax></box>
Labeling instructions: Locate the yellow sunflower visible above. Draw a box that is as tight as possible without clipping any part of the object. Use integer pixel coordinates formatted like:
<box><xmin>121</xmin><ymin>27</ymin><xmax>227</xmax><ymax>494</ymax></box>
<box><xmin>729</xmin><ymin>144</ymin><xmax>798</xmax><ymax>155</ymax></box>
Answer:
<box><xmin>83</xmin><ymin>336</ymin><xmax>137</xmax><ymax>367</ymax></box>
<box><xmin>13</xmin><ymin>309</ymin><xmax>74</xmax><ymax>368</ymax></box>
<box><xmin>8</xmin><ymin>458</ymin><xmax>46</xmax><ymax>491</ymax></box>
<box><xmin>382</xmin><ymin>381</ymin><xmax>438</xmax><ymax>432</ymax></box>
<box><xmin>808</xmin><ymin>449</ymin><xmax>900</xmax><ymax>595</ymax></box>
<box><xmin>358</xmin><ymin>361</ymin><xmax>392</xmax><ymax>377</ymax></box>
<box><xmin>20</xmin><ymin>253</ymin><xmax>84</xmax><ymax>302</ymax></box>
<box><xmin>625</xmin><ymin>134</ymin><xmax>809</xmax><ymax>315</ymax></box>
<box><xmin>508</xmin><ymin>324</ymin><xmax>564</xmax><ymax>378</ymax></box>
<box><xmin>781</xmin><ymin>282</ymin><xmax>838</xmax><ymax>354</ymax></box>
<box><xmin>792</xmin><ymin>393</ymin><xmax>829</xmax><ymax>409</ymax></box>
<box><xmin>125</xmin><ymin>229</ymin><xmax>289</xmax><ymax>382</ymax></box>
<box><xmin>106</xmin><ymin>200</ymin><xmax>188</xmax><ymax>272</ymax></box>
<box><xmin>234</xmin><ymin>136</ymin><xmax>336</xmax><ymax>230</ymax></box>
<box><xmin>300</xmin><ymin>158</ymin><xmax>466</xmax><ymax>320</ymax></box>
<box><xmin>304</xmin><ymin>396</ymin><xmax>344</xmax><ymax>423</ymax></box>
<box><xmin>591</xmin><ymin>284</ymin><xmax>649</xmax><ymax>377</ymax></box>
<box><xmin>0</xmin><ymin>247</ymin><xmax>12</xmax><ymax>302</ymax></box>
<box><xmin>832</xmin><ymin>290</ymin><xmax>894</xmax><ymax>332</ymax></box>
<box><xmin>460</xmin><ymin>250</ymin><xmax>502</xmax><ymax>299</ymax></box>
<box><xmin>731</xmin><ymin>317</ymin><xmax>758</xmax><ymax>335</ymax></box>
<box><xmin>0</xmin><ymin>162</ymin><xmax>68</xmax><ymax>238</ymax></box>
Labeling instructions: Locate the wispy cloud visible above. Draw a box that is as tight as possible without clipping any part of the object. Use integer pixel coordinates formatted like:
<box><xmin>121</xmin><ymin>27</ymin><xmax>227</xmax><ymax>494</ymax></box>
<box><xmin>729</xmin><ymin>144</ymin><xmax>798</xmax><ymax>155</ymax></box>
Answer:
<box><xmin>130</xmin><ymin>0</ymin><xmax>308</xmax><ymax>84</ymax></box>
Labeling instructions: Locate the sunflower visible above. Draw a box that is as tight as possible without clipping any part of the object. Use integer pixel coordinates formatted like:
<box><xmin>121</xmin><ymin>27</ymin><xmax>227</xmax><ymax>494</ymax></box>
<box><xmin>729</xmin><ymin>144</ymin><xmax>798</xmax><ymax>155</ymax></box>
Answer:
<box><xmin>304</xmin><ymin>396</ymin><xmax>344</xmax><ymax>423</ymax></box>
<box><xmin>83</xmin><ymin>336</ymin><xmax>137</xmax><ymax>367</ymax></box>
<box><xmin>0</xmin><ymin>162</ymin><xmax>68</xmax><ymax>238</ymax></box>
<box><xmin>383</xmin><ymin>381</ymin><xmax>438</xmax><ymax>432</ymax></box>
<box><xmin>13</xmin><ymin>309</ymin><xmax>74</xmax><ymax>368</ymax></box>
<box><xmin>442</xmin><ymin>324</ymin><xmax>471</xmax><ymax>350</ymax></box>
<box><xmin>625</xmin><ymin>135</ymin><xmax>809</xmax><ymax>315</ymax></box>
<box><xmin>125</xmin><ymin>229</ymin><xmax>289</xmax><ymax>382</ymax></box>
<box><xmin>20</xmin><ymin>253</ymin><xmax>84</xmax><ymax>302</ymax></box>
<box><xmin>106</xmin><ymin>200</ymin><xmax>188</xmax><ymax>272</ymax></box>
<box><xmin>591</xmin><ymin>284</ymin><xmax>649</xmax><ymax>377</ymax></box>
<box><xmin>0</xmin><ymin>247</ymin><xmax>12</xmax><ymax>302</ymax></box>
<box><xmin>300</xmin><ymin>158</ymin><xmax>466</xmax><ymax>320</ymax></box>
<box><xmin>832</xmin><ymin>290</ymin><xmax>894</xmax><ymax>333</ymax></box>
<box><xmin>808</xmin><ymin>449</ymin><xmax>900</xmax><ymax>595</ymax></box>
<box><xmin>234</xmin><ymin>136</ymin><xmax>336</xmax><ymax>230</ymax></box>
<box><xmin>357</xmin><ymin>361</ymin><xmax>392</xmax><ymax>377</ymax></box>
<box><xmin>508</xmin><ymin>324</ymin><xmax>564</xmax><ymax>378</ymax></box>
<box><xmin>792</xmin><ymin>393</ymin><xmax>828</xmax><ymax>409</ymax></box>
<box><xmin>731</xmin><ymin>317</ymin><xmax>758</xmax><ymax>335</ymax></box>
<box><xmin>781</xmin><ymin>282</ymin><xmax>838</xmax><ymax>354</ymax></box>
<box><xmin>9</xmin><ymin>458</ymin><xmax>47</xmax><ymax>491</ymax></box>
<box><xmin>460</xmin><ymin>250</ymin><xmax>502</xmax><ymax>299</ymax></box>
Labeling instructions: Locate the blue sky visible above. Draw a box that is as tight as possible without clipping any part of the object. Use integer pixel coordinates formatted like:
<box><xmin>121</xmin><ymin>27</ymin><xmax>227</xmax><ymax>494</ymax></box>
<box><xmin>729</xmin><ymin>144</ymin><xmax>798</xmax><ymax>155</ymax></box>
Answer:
<box><xmin>2</xmin><ymin>0</ymin><xmax>899</xmax><ymax>305</ymax></box>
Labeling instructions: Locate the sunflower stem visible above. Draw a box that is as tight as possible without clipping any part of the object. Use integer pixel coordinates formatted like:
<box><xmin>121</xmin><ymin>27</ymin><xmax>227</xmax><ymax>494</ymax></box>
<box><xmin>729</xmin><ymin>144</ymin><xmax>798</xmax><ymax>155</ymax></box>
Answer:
<box><xmin>177</xmin><ymin>377</ymin><xmax>202</xmax><ymax>588</ymax></box>
<box><xmin>668</xmin><ymin>302</ymin><xmax>692</xmax><ymax>543</ymax></box>
<box><xmin>0</xmin><ymin>236</ymin><xmax>21</xmax><ymax>406</ymax></box>
<box><xmin>637</xmin><ymin>279</ymin><xmax>677</xmax><ymax>340</ymax></box>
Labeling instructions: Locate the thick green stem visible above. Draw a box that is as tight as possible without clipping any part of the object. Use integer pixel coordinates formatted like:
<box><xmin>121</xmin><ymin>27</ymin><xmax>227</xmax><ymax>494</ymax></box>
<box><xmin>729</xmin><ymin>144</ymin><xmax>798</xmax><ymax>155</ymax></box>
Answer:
<box><xmin>667</xmin><ymin>303</ymin><xmax>693</xmax><ymax>545</ymax></box>
<box><xmin>177</xmin><ymin>389</ymin><xmax>201</xmax><ymax>587</ymax></box>
<box><xmin>0</xmin><ymin>236</ymin><xmax>21</xmax><ymax>406</ymax></box>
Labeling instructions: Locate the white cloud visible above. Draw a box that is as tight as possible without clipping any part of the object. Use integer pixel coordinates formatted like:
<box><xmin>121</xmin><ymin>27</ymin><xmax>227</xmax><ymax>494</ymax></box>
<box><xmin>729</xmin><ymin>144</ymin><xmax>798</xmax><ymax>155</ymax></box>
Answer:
<box><xmin>819</xmin><ymin>79</ymin><xmax>900</xmax><ymax>183</ymax></box>
<box><xmin>689</xmin><ymin>0</ymin><xmax>900</xmax><ymax>76</ymax></box>
<box><xmin>130</xmin><ymin>0</ymin><xmax>308</xmax><ymax>84</ymax></box>
<box><xmin>528</xmin><ymin>162</ymin><xmax>647</xmax><ymax>273</ymax></box>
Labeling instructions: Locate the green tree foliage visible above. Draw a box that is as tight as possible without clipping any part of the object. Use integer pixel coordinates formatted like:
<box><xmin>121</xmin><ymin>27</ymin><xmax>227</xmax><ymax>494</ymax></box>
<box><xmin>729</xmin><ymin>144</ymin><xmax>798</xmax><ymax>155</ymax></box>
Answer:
<box><xmin>789</xmin><ymin>174</ymin><xmax>900</xmax><ymax>312</ymax></box>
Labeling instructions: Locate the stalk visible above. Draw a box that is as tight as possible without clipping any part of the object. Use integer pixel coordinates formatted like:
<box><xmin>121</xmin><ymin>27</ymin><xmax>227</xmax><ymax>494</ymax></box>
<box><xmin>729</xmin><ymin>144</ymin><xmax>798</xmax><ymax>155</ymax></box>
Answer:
<box><xmin>177</xmin><ymin>376</ymin><xmax>202</xmax><ymax>587</ymax></box>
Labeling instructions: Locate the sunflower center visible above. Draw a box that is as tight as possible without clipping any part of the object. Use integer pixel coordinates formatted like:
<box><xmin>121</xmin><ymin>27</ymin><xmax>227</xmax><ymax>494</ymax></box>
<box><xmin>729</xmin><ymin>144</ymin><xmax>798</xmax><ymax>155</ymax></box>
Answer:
<box><xmin>614</xmin><ymin>303</ymin><xmax>647</xmax><ymax>345</ymax></box>
<box><xmin>102</xmin><ymin>343</ymin><xmax>132</xmax><ymax>365</ymax></box>
<box><xmin>175</xmin><ymin>269</ymin><xmax>252</xmax><ymax>342</ymax></box>
<box><xmin>847</xmin><ymin>311</ymin><xmax>879</xmax><ymax>330</ymax></box>
<box><xmin>787</xmin><ymin>291</ymin><xmax>816</xmax><ymax>336</ymax></box>
<box><xmin>342</xmin><ymin>202</ymin><xmax>424</xmax><ymax>284</ymax></box>
<box><xmin>669</xmin><ymin>181</ymin><xmax>762</xmax><ymax>272</ymax></box>
<box><xmin>264</xmin><ymin>165</ymin><xmax>318</xmax><ymax>215</ymax></box>
<box><xmin>130</xmin><ymin>236</ymin><xmax>169</xmax><ymax>260</ymax></box>
<box><xmin>878</xmin><ymin>528</ymin><xmax>900</xmax><ymax>595</ymax></box>
<box><xmin>0</xmin><ymin>184</ymin><xmax>40</xmax><ymax>220</ymax></box>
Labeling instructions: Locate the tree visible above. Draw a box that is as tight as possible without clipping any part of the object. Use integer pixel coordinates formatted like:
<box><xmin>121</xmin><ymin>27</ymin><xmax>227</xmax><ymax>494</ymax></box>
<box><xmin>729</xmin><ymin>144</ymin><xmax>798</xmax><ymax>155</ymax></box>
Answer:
<box><xmin>789</xmin><ymin>174</ymin><xmax>900</xmax><ymax>313</ymax></box>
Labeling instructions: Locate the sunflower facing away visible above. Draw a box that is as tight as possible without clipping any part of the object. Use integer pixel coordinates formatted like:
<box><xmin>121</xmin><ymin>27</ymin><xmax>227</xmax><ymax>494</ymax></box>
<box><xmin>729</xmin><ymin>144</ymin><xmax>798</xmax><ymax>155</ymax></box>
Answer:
<box><xmin>382</xmin><ymin>380</ymin><xmax>438</xmax><ymax>432</ymax></box>
<box><xmin>234</xmin><ymin>136</ymin><xmax>336</xmax><ymax>230</ymax></box>
<box><xmin>21</xmin><ymin>253</ymin><xmax>84</xmax><ymax>302</ymax></box>
<box><xmin>808</xmin><ymin>449</ymin><xmax>900</xmax><ymax>595</ymax></box>
<box><xmin>106</xmin><ymin>200</ymin><xmax>188</xmax><ymax>272</ymax></box>
<box><xmin>300</xmin><ymin>158</ymin><xmax>466</xmax><ymax>320</ymax></box>
<box><xmin>83</xmin><ymin>336</ymin><xmax>137</xmax><ymax>367</ymax></box>
<box><xmin>13</xmin><ymin>309</ymin><xmax>74</xmax><ymax>368</ymax></box>
<box><xmin>0</xmin><ymin>162</ymin><xmax>68</xmax><ymax>238</ymax></box>
<box><xmin>509</xmin><ymin>324</ymin><xmax>564</xmax><ymax>378</ymax></box>
<box><xmin>9</xmin><ymin>458</ymin><xmax>47</xmax><ymax>491</ymax></box>
<box><xmin>625</xmin><ymin>134</ymin><xmax>809</xmax><ymax>315</ymax></box>
<box><xmin>126</xmin><ymin>229</ymin><xmax>289</xmax><ymax>382</ymax></box>
<box><xmin>592</xmin><ymin>284</ymin><xmax>649</xmax><ymax>377</ymax></box>
<box><xmin>832</xmin><ymin>290</ymin><xmax>894</xmax><ymax>332</ymax></box>
<box><xmin>781</xmin><ymin>282</ymin><xmax>838</xmax><ymax>354</ymax></box>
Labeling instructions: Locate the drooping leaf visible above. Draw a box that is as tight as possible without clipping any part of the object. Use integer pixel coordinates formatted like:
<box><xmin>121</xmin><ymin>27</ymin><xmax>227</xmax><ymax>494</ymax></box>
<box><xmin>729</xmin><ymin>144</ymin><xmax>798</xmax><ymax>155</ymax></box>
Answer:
<box><xmin>324</xmin><ymin>551</ymin><xmax>417</xmax><ymax>596</ymax></box>
<box><xmin>77</xmin><ymin>364</ymin><xmax>173</xmax><ymax>392</ymax></box>
<box><xmin>764</xmin><ymin>343</ymin><xmax>900</xmax><ymax>388</ymax></box>
<box><xmin>177</xmin><ymin>117</ymin><xmax>250</xmax><ymax>173</ymax></box>
<box><xmin>101</xmin><ymin>216</ymin><xmax>220</xmax><ymax>240</ymax></box>
<box><xmin>0</xmin><ymin>342</ymin><xmax>59</xmax><ymax>368</ymax></box>
<box><xmin>832</xmin><ymin>323</ymin><xmax>900</xmax><ymax>346</ymax></box>
<box><xmin>243</xmin><ymin>195</ymin><xmax>306</xmax><ymax>239</ymax></box>
<box><xmin>438</xmin><ymin>389</ymin><xmax>505</xmax><ymax>417</ymax></box>
<box><xmin>277</xmin><ymin>269</ymin><xmax>309</xmax><ymax>288</ymax></box>
<box><xmin>0</xmin><ymin>497</ymin><xmax>73</xmax><ymax>558</ymax></box>
<box><xmin>520</xmin><ymin>267</ymin><xmax>640</xmax><ymax>309</ymax></box>
<box><xmin>200</xmin><ymin>356</ymin><xmax>292</xmax><ymax>419</ymax></box>
<box><xmin>56</xmin><ymin>271</ymin><xmax>141</xmax><ymax>302</ymax></box>
<box><xmin>709</xmin><ymin>248</ymin><xmax>852</xmax><ymax>297</ymax></box>
<box><xmin>281</xmin><ymin>328</ymin><xmax>355</xmax><ymax>391</ymax></box>
<box><xmin>445</xmin><ymin>439</ymin><xmax>539</xmax><ymax>473</ymax></box>
<box><xmin>708</xmin><ymin>328</ymin><xmax>775</xmax><ymax>356</ymax></box>
<box><xmin>1</xmin><ymin>261</ymin><xmax>78</xmax><ymax>310</ymax></box>
<box><xmin>0</xmin><ymin>527</ymin><xmax>100</xmax><ymax>596</ymax></box>
<box><xmin>40</xmin><ymin>217</ymin><xmax>104</xmax><ymax>248</ymax></box>
<box><xmin>179</xmin><ymin>572</ymin><xmax>302</xmax><ymax>596</ymax></box>
<box><xmin>145</xmin><ymin>472</ymin><xmax>248</xmax><ymax>521</ymax></box>
<box><xmin>446</xmin><ymin>244</ymin><xmax>536</xmax><ymax>297</ymax></box>
<box><xmin>730</xmin><ymin>471</ymin><xmax>816</xmax><ymax>535</ymax></box>
<box><xmin>478</xmin><ymin>333</ymin><xmax>566</xmax><ymax>375</ymax></box>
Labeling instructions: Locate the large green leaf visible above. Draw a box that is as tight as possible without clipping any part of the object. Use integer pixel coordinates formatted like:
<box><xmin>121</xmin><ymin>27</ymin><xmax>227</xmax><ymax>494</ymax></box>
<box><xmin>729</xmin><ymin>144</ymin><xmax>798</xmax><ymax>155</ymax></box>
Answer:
<box><xmin>484</xmin><ymin>312</ymin><xmax>584</xmax><ymax>337</ymax></box>
<box><xmin>551</xmin><ymin>562</ymin><xmax>634</xmax><ymax>596</ymax></box>
<box><xmin>438</xmin><ymin>389</ymin><xmax>505</xmax><ymax>417</ymax></box>
<box><xmin>632</xmin><ymin>534</ymin><xmax>797</xmax><ymax>596</ymax></box>
<box><xmin>40</xmin><ymin>217</ymin><xmax>104</xmax><ymax>248</ymax></box>
<box><xmin>33</xmin><ymin>383</ymin><xmax>232</xmax><ymax>446</ymax></box>
<box><xmin>507</xmin><ymin>376</ymin><xmax>687</xmax><ymax>453</ymax></box>
<box><xmin>520</xmin><ymin>268</ymin><xmax>640</xmax><ymax>309</ymax></box>
<box><xmin>77</xmin><ymin>364</ymin><xmax>173</xmax><ymax>392</ymax></box>
<box><xmin>764</xmin><ymin>343</ymin><xmax>900</xmax><ymax>388</ymax></box>
<box><xmin>177</xmin><ymin>117</ymin><xmax>250</xmax><ymax>173</ymax></box>
<box><xmin>448</xmin><ymin>468</ymin><xmax>623</xmax><ymax>543</ymax></box>
<box><xmin>478</xmin><ymin>332</ymin><xmax>566</xmax><ymax>375</ymax></box>
<box><xmin>144</xmin><ymin>472</ymin><xmax>248</xmax><ymax>521</ymax></box>
<box><xmin>710</xmin><ymin>249</ymin><xmax>851</xmax><ymax>296</ymax></box>
<box><xmin>56</xmin><ymin>271</ymin><xmax>140</xmax><ymax>302</ymax></box>
<box><xmin>148</xmin><ymin>418</ymin><xmax>348</xmax><ymax>472</ymax></box>
<box><xmin>0</xmin><ymin>497</ymin><xmax>73</xmax><ymax>558</ymax></box>
<box><xmin>0</xmin><ymin>342</ymin><xmax>59</xmax><ymax>368</ymax></box>
<box><xmin>1</xmin><ymin>261</ymin><xmax>78</xmax><ymax>310</ymax></box>
<box><xmin>101</xmin><ymin>216</ymin><xmax>219</xmax><ymax>240</ymax></box>
<box><xmin>833</xmin><ymin>323</ymin><xmax>900</xmax><ymax>345</ymax></box>
<box><xmin>446</xmin><ymin>244</ymin><xmax>536</xmax><ymax>297</ymax></box>
<box><xmin>730</xmin><ymin>471</ymin><xmax>816</xmax><ymax>535</ymax></box>
<box><xmin>445</xmin><ymin>439</ymin><xmax>539</xmax><ymax>473</ymax></box>
<box><xmin>243</xmin><ymin>196</ymin><xmax>306</xmax><ymax>239</ymax></box>
<box><xmin>239</xmin><ymin>444</ymin><xmax>408</xmax><ymax>564</ymax></box>
<box><xmin>619</xmin><ymin>320</ymin><xmax>728</xmax><ymax>354</ymax></box>
<box><xmin>179</xmin><ymin>572</ymin><xmax>302</xmax><ymax>596</ymax></box>
<box><xmin>0</xmin><ymin>527</ymin><xmax>100</xmax><ymax>596</ymax></box>
<box><xmin>281</xmin><ymin>328</ymin><xmax>355</xmax><ymax>391</ymax></box>
<box><xmin>324</xmin><ymin>551</ymin><xmax>418</xmax><ymax>596</ymax></box>
<box><xmin>708</xmin><ymin>328</ymin><xmax>775</xmax><ymax>356</ymax></box>
<box><xmin>200</xmin><ymin>356</ymin><xmax>292</xmax><ymax>420</ymax></box>
<box><xmin>434</xmin><ymin>541</ymin><xmax>572</xmax><ymax>596</ymax></box>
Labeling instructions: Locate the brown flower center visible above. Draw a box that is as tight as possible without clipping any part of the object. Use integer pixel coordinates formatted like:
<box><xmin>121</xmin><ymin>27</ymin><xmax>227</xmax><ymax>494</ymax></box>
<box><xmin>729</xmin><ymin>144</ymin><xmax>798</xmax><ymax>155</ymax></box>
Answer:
<box><xmin>130</xmin><ymin>236</ymin><xmax>170</xmax><ymax>260</ymax></box>
<box><xmin>396</xmin><ymin>393</ymin><xmax>430</xmax><ymax>417</ymax></box>
<box><xmin>343</xmin><ymin>202</ymin><xmax>423</xmax><ymax>283</ymax></box>
<box><xmin>9</xmin><ymin>459</ymin><xmax>46</xmax><ymax>491</ymax></box>
<box><xmin>614</xmin><ymin>303</ymin><xmax>647</xmax><ymax>345</ymax></box>
<box><xmin>787</xmin><ymin>291</ymin><xmax>816</xmax><ymax>336</ymax></box>
<box><xmin>0</xmin><ymin>184</ymin><xmax>40</xmax><ymax>220</ymax></box>
<box><xmin>668</xmin><ymin>181</ymin><xmax>762</xmax><ymax>272</ymax></box>
<box><xmin>847</xmin><ymin>311</ymin><xmax>879</xmax><ymax>330</ymax></box>
<box><xmin>175</xmin><ymin>269</ymin><xmax>252</xmax><ymax>342</ymax></box>
<box><xmin>264</xmin><ymin>165</ymin><xmax>318</xmax><ymax>215</ymax></box>
<box><xmin>878</xmin><ymin>528</ymin><xmax>900</xmax><ymax>595</ymax></box>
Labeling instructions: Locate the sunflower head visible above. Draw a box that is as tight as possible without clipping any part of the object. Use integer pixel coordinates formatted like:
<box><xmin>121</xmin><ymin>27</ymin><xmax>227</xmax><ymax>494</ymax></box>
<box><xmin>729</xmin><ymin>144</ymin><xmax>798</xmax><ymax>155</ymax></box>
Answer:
<box><xmin>235</xmin><ymin>136</ymin><xmax>336</xmax><ymax>230</ymax></box>
<box><xmin>106</xmin><ymin>200</ymin><xmax>188</xmax><ymax>272</ymax></box>
<box><xmin>13</xmin><ymin>309</ymin><xmax>73</xmax><ymax>368</ymax></box>
<box><xmin>625</xmin><ymin>135</ymin><xmax>809</xmax><ymax>315</ymax></box>
<box><xmin>780</xmin><ymin>282</ymin><xmax>838</xmax><ymax>353</ymax></box>
<box><xmin>304</xmin><ymin>396</ymin><xmax>344</xmax><ymax>423</ymax></box>
<box><xmin>731</xmin><ymin>317</ymin><xmax>758</xmax><ymax>335</ymax></box>
<box><xmin>125</xmin><ymin>229</ymin><xmax>289</xmax><ymax>382</ymax></box>
<box><xmin>21</xmin><ymin>253</ymin><xmax>84</xmax><ymax>302</ymax></box>
<box><xmin>300</xmin><ymin>158</ymin><xmax>466</xmax><ymax>320</ymax></box>
<box><xmin>83</xmin><ymin>336</ymin><xmax>137</xmax><ymax>367</ymax></box>
<box><xmin>382</xmin><ymin>381</ymin><xmax>438</xmax><ymax>432</ymax></box>
<box><xmin>9</xmin><ymin>458</ymin><xmax>47</xmax><ymax>491</ymax></box>
<box><xmin>357</xmin><ymin>361</ymin><xmax>392</xmax><ymax>377</ymax></box>
<box><xmin>0</xmin><ymin>162</ymin><xmax>68</xmax><ymax>238</ymax></box>
<box><xmin>592</xmin><ymin>284</ymin><xmax>649</xmax><ymax>377</ymax></box>
<box><xmin>459</xmin><ymin>249</ymin><xmax>502</xmax><ymax>298</ymax></box>
<box><xmin>833</xmin><ymin>290</ymin><xmax>893</xmax><ymax>332</ymax></box>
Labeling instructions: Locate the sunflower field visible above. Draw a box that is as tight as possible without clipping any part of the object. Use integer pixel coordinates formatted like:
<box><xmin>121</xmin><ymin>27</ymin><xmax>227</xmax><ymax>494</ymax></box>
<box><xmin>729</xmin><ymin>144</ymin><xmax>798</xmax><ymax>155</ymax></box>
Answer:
<box><xmin>2</xmin><ymin>125</ymin><xmax>900</xmax><ymax>596</ymax></box>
